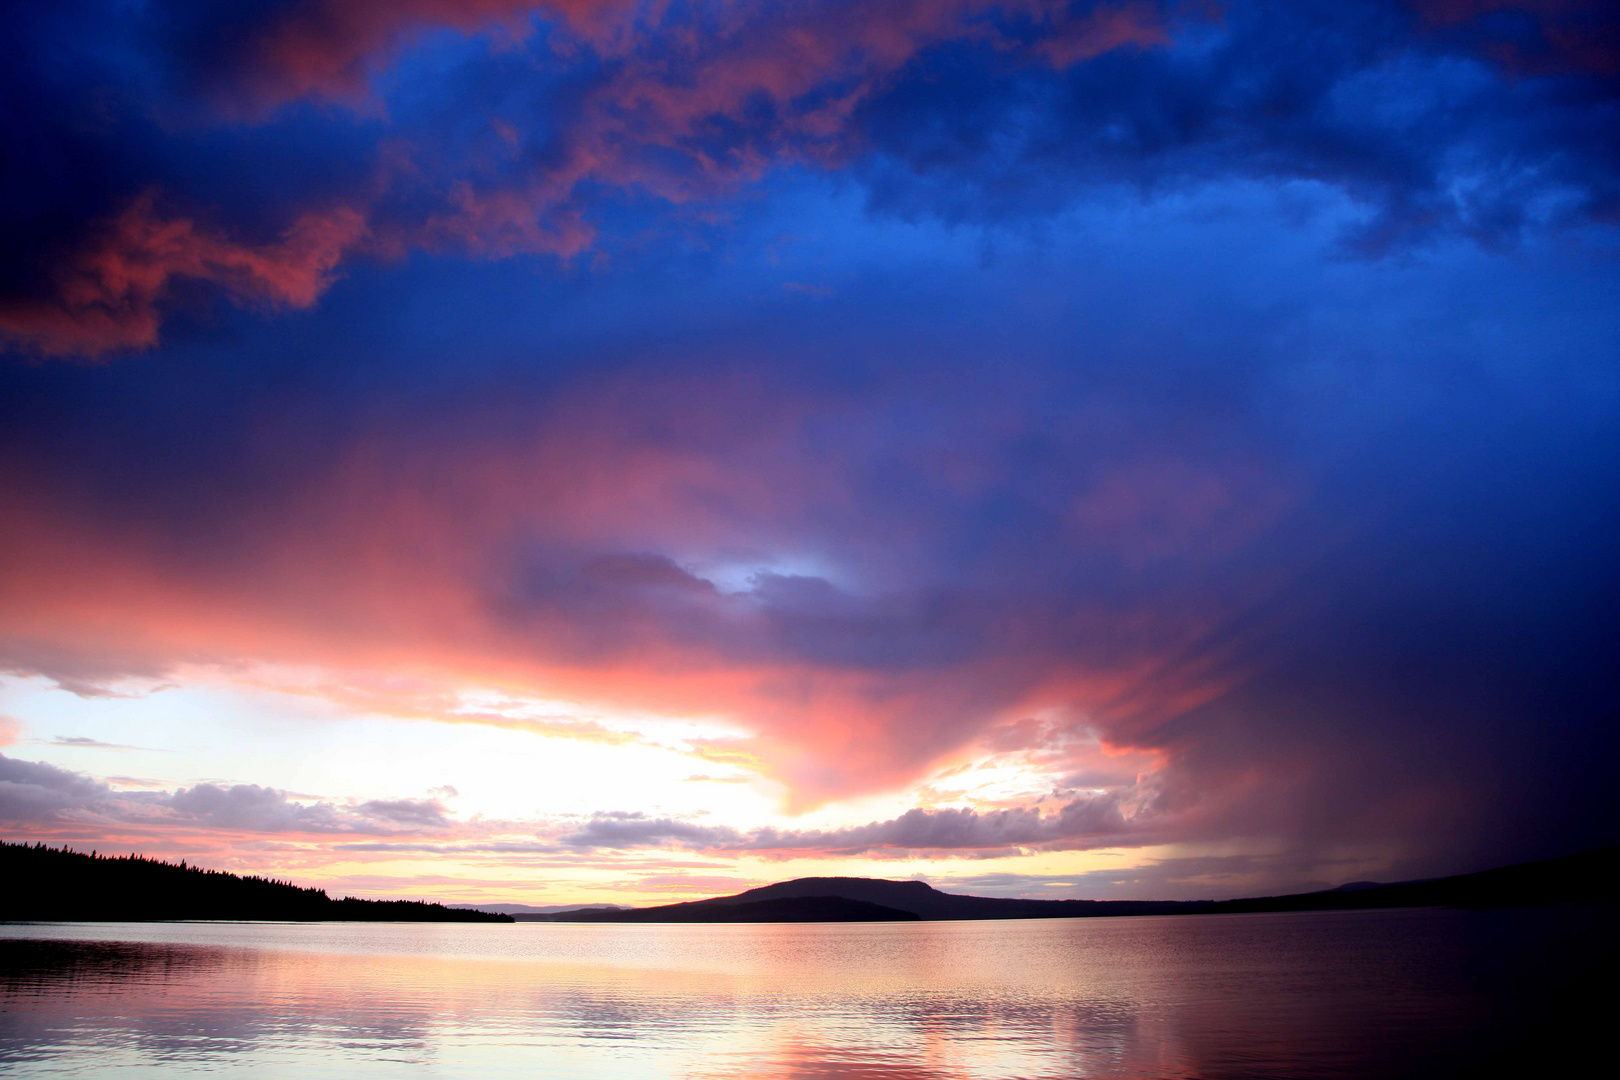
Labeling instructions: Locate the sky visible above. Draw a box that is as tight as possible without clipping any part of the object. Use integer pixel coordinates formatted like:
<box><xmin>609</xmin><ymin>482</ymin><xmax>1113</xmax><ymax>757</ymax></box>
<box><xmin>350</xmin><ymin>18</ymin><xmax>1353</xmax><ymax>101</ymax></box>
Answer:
<box><xmin>1</xmin><ymin>0</ymin><xmax>1617</xmax><ymax>908</ymax></box>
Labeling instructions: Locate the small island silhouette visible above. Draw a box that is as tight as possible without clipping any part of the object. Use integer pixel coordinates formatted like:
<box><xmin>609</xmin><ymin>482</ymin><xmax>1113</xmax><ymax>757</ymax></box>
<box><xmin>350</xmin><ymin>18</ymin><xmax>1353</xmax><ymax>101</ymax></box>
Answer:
<box><xmin>0</xmin><ymin>842</ymin><xmax>512</xmax><ymax>922</ymax></box>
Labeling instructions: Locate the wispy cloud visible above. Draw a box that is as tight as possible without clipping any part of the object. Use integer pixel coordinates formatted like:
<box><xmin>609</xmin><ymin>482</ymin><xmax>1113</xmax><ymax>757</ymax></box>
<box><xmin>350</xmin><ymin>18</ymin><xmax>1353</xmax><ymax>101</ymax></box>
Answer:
<box><xmin>47</xmin><ymin>736</ymin><xmax>160</xmax><ymax>752</ymax></box>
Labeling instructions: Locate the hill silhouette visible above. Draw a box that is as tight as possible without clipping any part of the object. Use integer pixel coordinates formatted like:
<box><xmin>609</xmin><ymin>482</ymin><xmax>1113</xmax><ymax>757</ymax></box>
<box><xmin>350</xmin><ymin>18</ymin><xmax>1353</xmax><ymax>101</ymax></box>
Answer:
<box><xmin>545</xmin><ymin>847</ymin><xmax>1616</xmax><ymax>922</ymax></box>
<box><xmin>0</xmin><ymin>842</ymin><xmax>512</xmax><ymax>922</ymax></box>
<box><xmin>559</xmin><ymin>895</ymin><xmax>918</xmax><ymax>922</ymax></box>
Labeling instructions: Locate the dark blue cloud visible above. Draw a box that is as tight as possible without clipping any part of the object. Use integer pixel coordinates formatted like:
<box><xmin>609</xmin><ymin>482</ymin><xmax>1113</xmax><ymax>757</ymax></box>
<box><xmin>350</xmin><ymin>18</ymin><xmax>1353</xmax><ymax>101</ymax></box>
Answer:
<box><xmin>857</xmin><ymin>0</ymin><xmax>1619</xmax><ymax>250</ymax></box>
<box><xmin>2</xmin><ymin>1</ymin><xmax>1615</xmax><ymax>355</ymax></box>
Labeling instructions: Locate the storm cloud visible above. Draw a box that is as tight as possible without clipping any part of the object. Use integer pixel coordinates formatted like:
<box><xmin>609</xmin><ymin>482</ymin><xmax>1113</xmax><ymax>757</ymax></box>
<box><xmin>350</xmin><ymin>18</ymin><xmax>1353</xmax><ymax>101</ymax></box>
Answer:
<box><xmin>3</xmin><ymin>1</ymin><xmax>1615</xmax><ymax>354</ymax></box>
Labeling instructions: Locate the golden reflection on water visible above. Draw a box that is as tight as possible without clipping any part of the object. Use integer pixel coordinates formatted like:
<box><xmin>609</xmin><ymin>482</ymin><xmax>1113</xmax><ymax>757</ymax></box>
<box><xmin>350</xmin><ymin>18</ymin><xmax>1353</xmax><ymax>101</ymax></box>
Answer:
<box><xmin>0</xmin><ymin>908</ymin><xmax>1607</xmax><ymax>1079</ymax></box>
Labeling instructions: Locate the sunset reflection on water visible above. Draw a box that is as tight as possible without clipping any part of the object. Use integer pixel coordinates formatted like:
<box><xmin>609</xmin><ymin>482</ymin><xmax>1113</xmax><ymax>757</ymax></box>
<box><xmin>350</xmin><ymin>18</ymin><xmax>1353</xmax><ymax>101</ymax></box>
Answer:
<box><xmin>1</xmin><ymin>908</ymin><xmax>1607</xmax><ymax>1079</ymax></box>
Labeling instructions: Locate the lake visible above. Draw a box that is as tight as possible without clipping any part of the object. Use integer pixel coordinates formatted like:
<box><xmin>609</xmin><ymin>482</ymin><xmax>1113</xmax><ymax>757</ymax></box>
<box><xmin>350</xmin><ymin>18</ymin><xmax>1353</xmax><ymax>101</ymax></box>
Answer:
<box><xmin>1</xmin><ymin>906</ymin><xmax>1610</xmax><ymax>1078</ymax></box>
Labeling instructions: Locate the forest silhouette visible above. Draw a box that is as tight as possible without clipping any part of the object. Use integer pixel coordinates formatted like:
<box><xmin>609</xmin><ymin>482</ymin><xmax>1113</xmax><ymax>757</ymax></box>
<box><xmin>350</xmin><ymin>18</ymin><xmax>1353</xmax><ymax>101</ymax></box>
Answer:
<box><xmin>0</xmin><ymin>842</ymin><xmax>511</xmax><ymax>922</ymax></box>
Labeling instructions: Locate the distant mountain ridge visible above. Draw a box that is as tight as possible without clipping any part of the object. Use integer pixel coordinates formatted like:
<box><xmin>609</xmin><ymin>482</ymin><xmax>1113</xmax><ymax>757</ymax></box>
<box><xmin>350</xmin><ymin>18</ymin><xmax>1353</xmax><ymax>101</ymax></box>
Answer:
<box><xmin>450</xmin><ymin>903</ymin><xmax>630</xmax><ymax>916</ymax></box>
<box><xmin>547</xmin><ymin>847</ymin><xmax>1617</xmax><ymax>923</ymax></box>
<box><xmin>0</xmin><ymin>842</ymin><xmax>513</xmax><ymax>923</ymax></box>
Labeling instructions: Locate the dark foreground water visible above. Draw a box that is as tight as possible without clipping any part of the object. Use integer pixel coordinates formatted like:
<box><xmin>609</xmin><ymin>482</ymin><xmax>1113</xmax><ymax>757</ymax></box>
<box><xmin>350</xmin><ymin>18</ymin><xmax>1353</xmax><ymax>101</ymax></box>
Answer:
<box><xmin>1</xmin><ymin>906</ymin><xmax>1611</xmax><ymax>1078</ymax></box>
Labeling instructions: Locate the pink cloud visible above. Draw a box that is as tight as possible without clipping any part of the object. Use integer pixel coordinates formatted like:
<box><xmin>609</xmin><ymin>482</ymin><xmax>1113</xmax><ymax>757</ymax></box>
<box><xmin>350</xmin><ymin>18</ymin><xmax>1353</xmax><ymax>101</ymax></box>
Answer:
<box><xmin>0</xmin><ymin>369</ymin><xmax>1292</xmax><ymax>807</ymax></box>
<box><xmin>216</xmin><ymin>1</ymin><xmax>634</xmax><ymax>112</ymax></box>
<box><xmin>1034</xmin><ymin>1</ymin><xmax>1172</xmax><ymax>68</ymax></box>
<box><xmin>0</xmin><ymin>194</ymin><xmax>366</xmax><ymax>357</ymax></box>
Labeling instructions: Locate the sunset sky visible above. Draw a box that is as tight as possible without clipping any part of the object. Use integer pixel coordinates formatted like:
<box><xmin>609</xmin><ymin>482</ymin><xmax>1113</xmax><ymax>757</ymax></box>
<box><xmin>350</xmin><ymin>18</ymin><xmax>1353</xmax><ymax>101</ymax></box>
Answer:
<box><xmin>1</xmin><ymin>0</ymin><xmax>1616</xmax><ymax>908</ymax></box>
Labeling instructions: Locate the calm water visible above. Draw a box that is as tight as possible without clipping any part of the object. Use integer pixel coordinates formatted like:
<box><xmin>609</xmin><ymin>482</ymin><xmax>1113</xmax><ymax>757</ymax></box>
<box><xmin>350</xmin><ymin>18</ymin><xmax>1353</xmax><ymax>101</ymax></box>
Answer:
<box><xmin>1</xmin><ymin>907</ymin><xmax>1610</xmax><ymax>1078</ymax></box>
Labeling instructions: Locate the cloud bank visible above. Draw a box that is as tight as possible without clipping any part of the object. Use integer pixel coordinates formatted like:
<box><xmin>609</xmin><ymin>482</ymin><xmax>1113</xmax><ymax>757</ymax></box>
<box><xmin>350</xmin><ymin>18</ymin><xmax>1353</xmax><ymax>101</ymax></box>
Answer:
<box><xmin>0</xmin><ymin>753</ymin><xmax>450</xmax><ymax>836</ymax></box>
